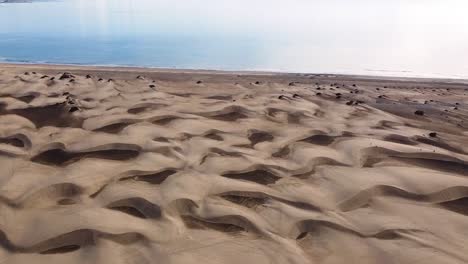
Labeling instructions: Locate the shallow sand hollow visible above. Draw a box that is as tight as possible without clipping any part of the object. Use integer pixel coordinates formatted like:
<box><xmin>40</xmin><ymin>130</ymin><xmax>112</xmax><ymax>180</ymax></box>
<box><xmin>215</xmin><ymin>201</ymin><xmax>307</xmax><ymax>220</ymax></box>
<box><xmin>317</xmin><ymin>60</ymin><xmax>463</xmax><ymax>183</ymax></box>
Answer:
<box><xmin>0</xmin><ymin>64</ymin><xmax>467</xmax><ymax>264</ymax></box>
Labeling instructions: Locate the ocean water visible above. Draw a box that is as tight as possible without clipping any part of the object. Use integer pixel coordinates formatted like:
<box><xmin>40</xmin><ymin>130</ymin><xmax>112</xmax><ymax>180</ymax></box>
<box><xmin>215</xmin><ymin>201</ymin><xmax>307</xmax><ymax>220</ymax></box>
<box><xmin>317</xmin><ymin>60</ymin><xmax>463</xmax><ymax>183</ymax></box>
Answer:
<box><xmin>1</xmin><ymin>0</ymin><xmax>468</xmax><ymax>78</ymax></box>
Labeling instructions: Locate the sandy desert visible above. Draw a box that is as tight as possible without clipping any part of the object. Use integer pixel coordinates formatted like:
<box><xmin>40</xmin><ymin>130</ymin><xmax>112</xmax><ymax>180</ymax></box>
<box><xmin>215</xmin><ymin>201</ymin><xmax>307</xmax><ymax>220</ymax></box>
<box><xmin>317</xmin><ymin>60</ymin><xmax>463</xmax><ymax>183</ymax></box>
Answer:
<box><xmin>0</xmin><ymin>64</ymin><xmax>467</xmax><ymax>263</ymax></box>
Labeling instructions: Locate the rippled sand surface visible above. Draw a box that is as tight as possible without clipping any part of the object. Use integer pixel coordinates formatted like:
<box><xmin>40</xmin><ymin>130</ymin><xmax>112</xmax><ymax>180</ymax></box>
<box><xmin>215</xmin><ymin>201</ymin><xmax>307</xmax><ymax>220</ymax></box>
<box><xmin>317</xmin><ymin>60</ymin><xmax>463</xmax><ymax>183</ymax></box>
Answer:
<box><xmin>0</xmin><ymin>64</ymin><xmax>467</xmax><ymax>263</ymax></box>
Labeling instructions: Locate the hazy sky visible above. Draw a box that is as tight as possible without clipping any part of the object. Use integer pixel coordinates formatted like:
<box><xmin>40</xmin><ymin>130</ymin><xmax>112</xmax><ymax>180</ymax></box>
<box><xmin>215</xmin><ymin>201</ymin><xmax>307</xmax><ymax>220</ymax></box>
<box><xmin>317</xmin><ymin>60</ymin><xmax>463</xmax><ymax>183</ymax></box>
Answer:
<box><xmin>2</xmin><ymin>0</ymin><xmax>468</xmax><ymax>36</ymax></box>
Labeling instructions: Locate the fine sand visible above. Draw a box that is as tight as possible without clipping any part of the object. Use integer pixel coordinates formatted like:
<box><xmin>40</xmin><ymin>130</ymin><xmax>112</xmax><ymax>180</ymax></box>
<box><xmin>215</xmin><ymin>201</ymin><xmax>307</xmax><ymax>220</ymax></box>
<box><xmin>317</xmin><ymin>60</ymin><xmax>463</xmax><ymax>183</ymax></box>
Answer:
<box><xmin>0</xmin><ymin>64</ymin><xmax>467</xmax><ymax>264</ymax></box>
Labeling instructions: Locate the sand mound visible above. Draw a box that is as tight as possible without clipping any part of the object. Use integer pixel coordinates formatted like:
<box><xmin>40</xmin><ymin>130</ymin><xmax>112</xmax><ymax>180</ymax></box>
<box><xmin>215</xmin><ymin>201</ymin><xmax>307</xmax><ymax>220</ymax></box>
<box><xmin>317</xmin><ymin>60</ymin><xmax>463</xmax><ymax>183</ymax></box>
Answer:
<box><xmin>0</xmin><ymin>64</ymin><xmax>467</xmax><ymax>263</ymax></box>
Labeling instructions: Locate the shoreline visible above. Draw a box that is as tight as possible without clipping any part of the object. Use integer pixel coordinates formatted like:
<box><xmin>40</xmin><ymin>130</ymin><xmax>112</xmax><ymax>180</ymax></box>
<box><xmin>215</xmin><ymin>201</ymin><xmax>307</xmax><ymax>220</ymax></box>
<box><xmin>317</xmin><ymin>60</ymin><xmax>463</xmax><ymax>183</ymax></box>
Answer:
<box><xmin>1</xmin><ymin>62</ymin><xmax>467</xmax><ymax>84</ymax></box>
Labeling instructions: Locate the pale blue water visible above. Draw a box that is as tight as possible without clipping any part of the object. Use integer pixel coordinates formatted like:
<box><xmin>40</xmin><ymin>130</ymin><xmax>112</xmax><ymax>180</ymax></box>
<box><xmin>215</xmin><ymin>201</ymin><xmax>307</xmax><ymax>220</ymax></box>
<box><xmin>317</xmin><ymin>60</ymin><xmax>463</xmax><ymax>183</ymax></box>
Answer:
<box><xmin>1</xmin><ymin>0</ymin><xmax>468</xmax><ymax>78</ymax></box>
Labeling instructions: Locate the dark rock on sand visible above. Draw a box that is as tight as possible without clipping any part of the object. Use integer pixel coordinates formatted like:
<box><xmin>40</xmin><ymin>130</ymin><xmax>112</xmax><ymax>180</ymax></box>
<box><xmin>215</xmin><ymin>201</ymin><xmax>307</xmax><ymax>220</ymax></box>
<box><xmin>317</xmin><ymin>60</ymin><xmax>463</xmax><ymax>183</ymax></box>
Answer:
<box><xmin>429</xmin><ymin>132</ymin><xmax>437</xmax><ymax>138</ymax></box>
<box><xmin>414</xmin><ymin>110</ymin><xmax>425</xmax><ymax>116</ymax></box>
<box><xmin>69</xmin><ymin>106</ymin><xmax>79</xmax><ymax>113</ymax></box>
<box><xmin>59</xmin><ymin>72</ymin><xmax>74</xmax><ymax>80</ymax></box>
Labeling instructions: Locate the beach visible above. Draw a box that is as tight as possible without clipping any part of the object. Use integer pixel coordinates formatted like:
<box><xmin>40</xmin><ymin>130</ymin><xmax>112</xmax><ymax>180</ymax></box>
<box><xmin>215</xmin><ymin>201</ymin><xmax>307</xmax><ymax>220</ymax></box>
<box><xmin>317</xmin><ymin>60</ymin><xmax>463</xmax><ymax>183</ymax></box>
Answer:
<box><xmin>0</xmin><ymin>63</ymin><xmax>467</xmax><ymax>263</ymax></box>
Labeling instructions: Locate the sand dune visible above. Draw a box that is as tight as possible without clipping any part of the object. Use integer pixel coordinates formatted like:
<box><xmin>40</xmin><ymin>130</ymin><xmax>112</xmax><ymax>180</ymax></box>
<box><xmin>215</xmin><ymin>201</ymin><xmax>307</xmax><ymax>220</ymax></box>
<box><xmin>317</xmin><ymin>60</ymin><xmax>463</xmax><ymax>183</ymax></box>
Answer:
<box><xmin>0</xmin><ymin>64</ymin><xmax>467</xmax><ymax>263</ymax></box>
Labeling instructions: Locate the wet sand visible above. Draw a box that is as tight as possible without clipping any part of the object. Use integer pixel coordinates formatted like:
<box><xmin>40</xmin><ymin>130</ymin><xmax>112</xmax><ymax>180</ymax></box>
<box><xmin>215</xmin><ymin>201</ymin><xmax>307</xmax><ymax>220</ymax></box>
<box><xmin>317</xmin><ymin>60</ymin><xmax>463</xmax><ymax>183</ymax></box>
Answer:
<box><xmin>0</xmin><ymin>63</ymin><xmax>467</xmax><ymax>263</ymax></box>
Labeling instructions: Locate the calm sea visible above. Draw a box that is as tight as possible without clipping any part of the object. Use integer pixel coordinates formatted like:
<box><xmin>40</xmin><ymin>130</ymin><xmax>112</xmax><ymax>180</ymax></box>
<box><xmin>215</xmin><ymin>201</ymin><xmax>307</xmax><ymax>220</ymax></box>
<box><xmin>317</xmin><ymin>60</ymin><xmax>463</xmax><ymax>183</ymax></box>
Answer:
<box><xmin>1</xmin><ymin>0</ymin><xmax>468</xmax><ymax>78</ymax></box>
